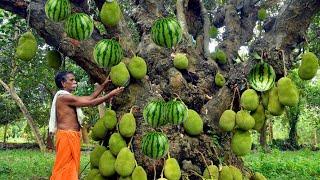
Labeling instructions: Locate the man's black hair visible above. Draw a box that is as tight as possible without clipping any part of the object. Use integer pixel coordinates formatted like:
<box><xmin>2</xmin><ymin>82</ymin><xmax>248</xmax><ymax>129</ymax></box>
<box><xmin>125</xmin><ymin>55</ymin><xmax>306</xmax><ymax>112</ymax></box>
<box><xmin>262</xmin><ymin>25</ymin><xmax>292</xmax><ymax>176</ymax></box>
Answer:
<box><xmin>55</xmin><ymin>71</ymin><xmax>74</xmax><ymax>89</ymax></box>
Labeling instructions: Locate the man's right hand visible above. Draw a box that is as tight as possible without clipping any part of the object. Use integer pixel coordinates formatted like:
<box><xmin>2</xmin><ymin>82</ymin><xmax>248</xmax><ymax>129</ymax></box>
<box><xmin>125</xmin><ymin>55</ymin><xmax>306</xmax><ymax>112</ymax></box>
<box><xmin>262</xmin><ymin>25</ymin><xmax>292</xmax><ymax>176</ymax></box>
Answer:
<box><xmin>109</xmin><ymin>87</ymin><xmax>124</xmax><ymax>97</ymax></box>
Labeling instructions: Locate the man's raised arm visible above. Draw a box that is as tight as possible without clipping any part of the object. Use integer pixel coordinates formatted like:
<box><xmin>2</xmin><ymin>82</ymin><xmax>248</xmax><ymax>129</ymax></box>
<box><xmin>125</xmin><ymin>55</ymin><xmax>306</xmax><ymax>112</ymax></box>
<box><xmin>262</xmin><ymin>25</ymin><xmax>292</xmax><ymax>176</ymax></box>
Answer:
<box><xmin>60</xmin><ymin>87</ymin><xmax>124</xmax><ymax>107</ymax></box>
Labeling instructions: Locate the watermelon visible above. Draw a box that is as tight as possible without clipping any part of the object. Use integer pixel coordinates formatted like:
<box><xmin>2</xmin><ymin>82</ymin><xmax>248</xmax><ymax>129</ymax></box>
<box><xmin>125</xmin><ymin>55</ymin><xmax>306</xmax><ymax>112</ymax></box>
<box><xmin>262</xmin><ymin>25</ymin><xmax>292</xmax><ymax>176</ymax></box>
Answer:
<box><xmin>143</xmin><ymin>100</ymin><xmax>167</xmax><ymax>128</ymax></box>
<box><xmin>248</xmin><ymin>63</ymin><xmax>276</xmax><ymax>92</ymax></box>
<box><xmin>45</xmin><ymin>0</ymin><xmax>71</xmax><ymax>22</ymax></box>
<box><xmin>93</xmin><ymin>39</ymin><xmax>123</xmax><ymax>68</ymax></box>
<box><xmin>64</xmin><ymin>13</ymin><xmax>94</xmax><ymax>40</ymax></box>
<box><xmin>141</xmin><ymin>132</ymin><xmax>169</xmax><ymax>159</ymax></box>
<box><xmin>151</xmin><ymin>17</ymin><xmax>182</xmax><ymax>48</ymax></box>
<box><xmin>166</xmin><ymin>99</ymin><xmax>188</xmax><ymax>125</ymax></box>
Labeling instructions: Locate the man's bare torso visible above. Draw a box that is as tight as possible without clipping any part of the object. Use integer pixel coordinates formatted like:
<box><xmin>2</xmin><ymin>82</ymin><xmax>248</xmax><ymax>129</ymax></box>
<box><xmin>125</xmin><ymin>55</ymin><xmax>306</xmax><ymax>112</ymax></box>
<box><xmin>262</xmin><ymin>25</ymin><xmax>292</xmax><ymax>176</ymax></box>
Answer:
<box><xmin>56</xmin><ymin>95</ymin><xmax>80</xmax><ymax>131</ymax></box>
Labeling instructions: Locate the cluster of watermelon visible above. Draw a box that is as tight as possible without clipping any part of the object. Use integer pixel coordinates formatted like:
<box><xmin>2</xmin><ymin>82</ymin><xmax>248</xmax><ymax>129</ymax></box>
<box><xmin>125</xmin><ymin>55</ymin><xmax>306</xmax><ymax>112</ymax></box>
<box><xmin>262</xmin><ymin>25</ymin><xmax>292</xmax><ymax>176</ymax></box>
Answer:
<box><xmin>45</xmin><ymin>0</ymin><xmax>121</xmax><ymax>40</ymax></box>
<box><xmin>143</xmin><ymin>99</ymin><xmax>188</xmax><ymax>128</ymax></box>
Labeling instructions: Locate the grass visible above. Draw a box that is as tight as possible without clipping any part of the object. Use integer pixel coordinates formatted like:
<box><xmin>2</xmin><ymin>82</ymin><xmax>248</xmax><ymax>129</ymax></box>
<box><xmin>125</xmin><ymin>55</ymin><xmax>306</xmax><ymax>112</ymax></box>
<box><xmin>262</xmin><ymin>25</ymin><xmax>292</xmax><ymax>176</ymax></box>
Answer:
<box><xmin>243</xmin><ymin>149</ymin><xmax>320</xmax><ymax>180</ymax></box>
<box><xmin>0</xmin><ymin>148</ymin><xmax>319</xmax><ymax>179</ymax></box>
<box><xmin>0</xmin><ymin>149</ymin><xmax>90</xmax><ymax>180</ymax></box>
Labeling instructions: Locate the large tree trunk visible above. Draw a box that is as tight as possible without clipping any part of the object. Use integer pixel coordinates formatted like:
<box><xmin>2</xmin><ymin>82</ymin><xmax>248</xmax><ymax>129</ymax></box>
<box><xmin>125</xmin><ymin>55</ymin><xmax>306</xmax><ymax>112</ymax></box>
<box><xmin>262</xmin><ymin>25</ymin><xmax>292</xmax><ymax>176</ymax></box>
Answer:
<box><xmin>1</xmin><ymin>0</ymin><xmax>320</xmax><ymax>177</ymax></box>
<box><xmin>288</xmin><ymin>117</ymin><xmax>299</xmax><ymax>148</ymax></box>
<box><xmin>259</xmin><ymin>120</ymin><xmax>268</xmax><ymax>151</ymax></box>
<box><xmin>287</xmin><ymin>103</ymin><xmax>301</xmax><ymax>149</ymax></box>
<box><xmin>0</xmin><ymin>79</ymin><xmax>46</xmax><ymax>152</ymax></box>
<box><xmin>268</xmin><ymin>120</ymin><xmax>273</xmax><ymax>144</ymax></box>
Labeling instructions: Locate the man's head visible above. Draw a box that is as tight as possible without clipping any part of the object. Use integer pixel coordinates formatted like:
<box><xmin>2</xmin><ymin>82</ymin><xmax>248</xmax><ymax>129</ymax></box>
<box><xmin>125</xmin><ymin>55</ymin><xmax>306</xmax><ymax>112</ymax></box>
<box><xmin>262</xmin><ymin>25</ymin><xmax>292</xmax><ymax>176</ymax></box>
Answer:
<box><xmin>55</xmin><ymin>71</ymin><xmax>77</xmax><ymax>92</ymax></box>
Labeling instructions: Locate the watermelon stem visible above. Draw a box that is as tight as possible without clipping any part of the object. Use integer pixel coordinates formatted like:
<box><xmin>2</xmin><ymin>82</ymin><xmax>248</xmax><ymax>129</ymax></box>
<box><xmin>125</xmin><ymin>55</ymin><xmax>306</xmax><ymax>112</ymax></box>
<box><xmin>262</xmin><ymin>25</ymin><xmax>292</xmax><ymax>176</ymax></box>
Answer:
<box><xmin>26</xmin><ymin>3</ymin><xmax>31</xmax><ymax>30</ymax></box>
<box><xmin>280</xmin><ymin>50</ymin><xmax>287</xmax><ymax>76</ymax></box>
<box><xmin>127</xmin><ymin>136</ymin><xmax>134</xmax><ymax>149</ymax></box>
<box><xmin>153</xmin><ymin>160</ymin><xmax>157</xmax><ymax>180</ymax></box>
<box><xmin>129</xmin><ymin>49</ymin><xmax>136</xmax><ymax>57</ymax></box>
<box><xmin>130</xmin><ymin>105</ymin><xmax>139</xmax><ymax>114</ymax></box>
<box><xmin>188</xmin><ymin>169</ymin><xmax>205</xmax><ymax>180</ymax></box>
<box><xmin>173</xmin><ymin>93</ymin><xmax>182</xmax><ymax>101</ymax></box>
<box><xmin>108</xmin><ymin>98</ymin><xmax>113</xmax><ymax>109</ymax></box>
<box><xmin>160</xmin><ymin>160</ymin><xmax>165</xmax><ymax>178</ymax></box>
<box><xmin>230</xmin><ymin>86</ymin><xmax>237</xmax><ymax>110</ymax></box>
<box><xmin>196</xmin><ymin>149</ymin><xmax>211</xmax><ymax>177</ymax></box>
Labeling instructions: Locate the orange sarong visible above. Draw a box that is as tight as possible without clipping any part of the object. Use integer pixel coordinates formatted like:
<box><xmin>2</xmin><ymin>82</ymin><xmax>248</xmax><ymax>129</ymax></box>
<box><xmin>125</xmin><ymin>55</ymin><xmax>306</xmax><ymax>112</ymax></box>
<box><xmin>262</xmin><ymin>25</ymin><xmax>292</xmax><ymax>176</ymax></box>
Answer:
<box><xmin>50</xmin><ymin>129</ymin><xmax>81</xmax><ymax>180</ymax></box>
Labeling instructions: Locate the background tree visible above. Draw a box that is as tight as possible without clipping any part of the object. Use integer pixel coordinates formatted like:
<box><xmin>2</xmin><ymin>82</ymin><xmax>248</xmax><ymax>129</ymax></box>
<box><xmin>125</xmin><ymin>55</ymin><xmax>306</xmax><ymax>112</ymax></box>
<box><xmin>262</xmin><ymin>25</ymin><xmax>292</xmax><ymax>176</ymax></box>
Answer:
<box><xmin>0</xmin><ymin>92</ymin><xmax>21</xmax><ymax>143</ymax></box>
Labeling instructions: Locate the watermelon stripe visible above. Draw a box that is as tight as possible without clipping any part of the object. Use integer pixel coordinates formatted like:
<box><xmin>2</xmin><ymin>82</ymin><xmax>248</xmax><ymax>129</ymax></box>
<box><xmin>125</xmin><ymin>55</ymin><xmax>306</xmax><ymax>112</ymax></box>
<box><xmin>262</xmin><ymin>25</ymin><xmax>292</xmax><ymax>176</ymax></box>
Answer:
<box><xmin>151</xmin><ymin>17</ymin><xmax>182</xmax><ymax>48</ymax></box>
<box><xmin>65</xmin><ymin>13</ymin><xmax>93</xmax><ymax>40</ymax></box>
<box><xmin>45</xmin><ymin>0</ymin><xmax>70</xmax><ymax>22</ymax></box>
<box><xmin>141</xmin><ymin>132</ymin><xmax>168</xmax><ymax>159</ymax></box>
<box><xmin>249</xmin><ymin>63</ymin><xmax>275</xmax><ymax>92</ymax></box>
<box><xmin>93</xmin><ymin>39</ymin><xmax>123</xmax><ymax>68</ymax></box>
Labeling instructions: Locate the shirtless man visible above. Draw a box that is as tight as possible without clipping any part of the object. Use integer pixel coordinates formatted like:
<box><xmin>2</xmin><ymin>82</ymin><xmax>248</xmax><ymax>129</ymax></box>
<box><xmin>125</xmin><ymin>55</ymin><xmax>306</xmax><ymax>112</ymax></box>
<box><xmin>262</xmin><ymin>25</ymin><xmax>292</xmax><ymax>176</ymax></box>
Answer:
<box><xmin>50</xmin><ymin>71</ymin><xmax>123</xmax><ymax>180</ymax></box>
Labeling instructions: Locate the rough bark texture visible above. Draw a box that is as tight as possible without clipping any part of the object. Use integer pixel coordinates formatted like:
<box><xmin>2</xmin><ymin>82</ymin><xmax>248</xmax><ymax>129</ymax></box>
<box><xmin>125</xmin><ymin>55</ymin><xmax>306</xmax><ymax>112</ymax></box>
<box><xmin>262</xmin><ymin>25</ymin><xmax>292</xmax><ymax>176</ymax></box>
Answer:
<box><xmin>287</xmin><ymin>105</ymin><xmax>300</xmax><ymax>149</ymax></box>
<box><xmin>1</xmin><ymin>0</ymin><xmax>320</xmax><ymax>178</ymax></box>
<box><xmin>259</xmin><ymin>120</ymin><xmax>267</xmax><ymax>151</ymax></box>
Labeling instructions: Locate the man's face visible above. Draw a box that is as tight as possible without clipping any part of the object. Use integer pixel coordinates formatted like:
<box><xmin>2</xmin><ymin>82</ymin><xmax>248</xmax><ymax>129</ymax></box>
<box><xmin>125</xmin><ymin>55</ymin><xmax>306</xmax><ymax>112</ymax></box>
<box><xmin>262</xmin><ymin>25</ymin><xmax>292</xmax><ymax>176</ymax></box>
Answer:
<box><xmin>62</xmin><ymin>73</ymin><xmax>77</xmax><ymax>92</ymax></box>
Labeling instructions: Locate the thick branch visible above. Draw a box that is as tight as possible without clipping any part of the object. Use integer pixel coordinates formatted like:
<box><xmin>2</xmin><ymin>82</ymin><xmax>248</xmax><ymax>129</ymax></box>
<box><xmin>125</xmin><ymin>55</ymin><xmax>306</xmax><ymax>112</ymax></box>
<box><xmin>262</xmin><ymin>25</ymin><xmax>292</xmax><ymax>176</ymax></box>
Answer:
<box><xmin>0</xmin><ymin>0</ymin><xmax>107</xmax><ymax>84</ymax></box>
<box><xmin>199</xmin><ymin>0</ymin><xmax>210</xmax><ymax>59</ymax></box>
<box><xmin>176</xmin><ymin>0</ymin><xmax>189</xmax><ymax>37</ymax></box>
<box><xmin>252</xmin><ymin>0</ymin><xmax>320</xmax><ymax>75</ymax></box>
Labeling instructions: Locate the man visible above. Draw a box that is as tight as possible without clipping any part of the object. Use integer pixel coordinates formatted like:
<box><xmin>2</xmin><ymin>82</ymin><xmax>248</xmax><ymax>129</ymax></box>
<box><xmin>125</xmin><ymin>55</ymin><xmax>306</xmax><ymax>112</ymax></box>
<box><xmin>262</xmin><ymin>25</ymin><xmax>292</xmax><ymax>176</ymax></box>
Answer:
<box><xmin>49</xmin><ymin>71</ymin><xmax>123</xmax><ymax>180</ymax></box>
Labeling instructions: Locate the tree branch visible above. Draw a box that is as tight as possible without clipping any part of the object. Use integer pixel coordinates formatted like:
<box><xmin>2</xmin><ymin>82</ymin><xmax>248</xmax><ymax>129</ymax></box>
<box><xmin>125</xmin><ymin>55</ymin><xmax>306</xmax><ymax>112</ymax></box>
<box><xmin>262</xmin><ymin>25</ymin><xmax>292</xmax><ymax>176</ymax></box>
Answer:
<box><xmin>176</xmin><ymin>0</ymin><xmax>189</xmax><ymax>37</ymax></box>
<box><xmin>199</xmin><ymin>0</ymin><xmax>210</xmax><ymax>59</ymax></box>
<box><xmin>251</xmin><ymin>0</ymin><xmax>320</xmax><ymax>75</ymax></box>
<box><xmin>0</xmin><ymin>0</ymin><xmax>108</xmax><ymax>84</ymax></box>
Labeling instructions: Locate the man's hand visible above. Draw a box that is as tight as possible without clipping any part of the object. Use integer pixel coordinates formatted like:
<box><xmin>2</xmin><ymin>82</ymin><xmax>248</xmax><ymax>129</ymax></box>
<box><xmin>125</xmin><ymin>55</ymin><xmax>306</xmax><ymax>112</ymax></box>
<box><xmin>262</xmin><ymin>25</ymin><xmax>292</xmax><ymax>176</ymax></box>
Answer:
<box><xmin>108</xmin><ymin>87</ymin><xmax>124</xmax><ymax>97</ymax></box>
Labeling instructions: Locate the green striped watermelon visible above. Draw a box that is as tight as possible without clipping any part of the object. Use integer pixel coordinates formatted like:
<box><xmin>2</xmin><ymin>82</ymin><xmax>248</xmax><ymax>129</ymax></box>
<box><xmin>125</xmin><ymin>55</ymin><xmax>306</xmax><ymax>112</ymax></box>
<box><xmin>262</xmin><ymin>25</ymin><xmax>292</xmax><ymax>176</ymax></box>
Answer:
<box><xmin>248</xmin><ymin>63</ymin><xmax>276</xmax><ymax>92</ymax></box>
<box><xmin>151</xmin><ymin>17</ymin><xmax>182</xmax><ymax>48</ymax></box>
<box><xmin>64</xmin><ymin>13</ymin><xmax>94</xmax><ymax>40</ymax></box>
<box><xmin>166</xmin><ymin>99</ymin><xmax>188</xmax><ymax>125</ymax></box>
<box><xmin>143</xmin><ymin>100</ymin><xmax>167</xmax><ymax>128</ymax></box>
<box><xmin>45</xmin><ymin>0</ymin><xmax>71</xmax><ymax>22</ymax></box>
<box><xmin>141</xmin><ymin>132</ymin><xmax>169</xmax><ymax>159</ymax></box>
<box><xmin>93</xmin><ymin>39</ymin><xmax>123</xmax><ymax>68</ymax></box>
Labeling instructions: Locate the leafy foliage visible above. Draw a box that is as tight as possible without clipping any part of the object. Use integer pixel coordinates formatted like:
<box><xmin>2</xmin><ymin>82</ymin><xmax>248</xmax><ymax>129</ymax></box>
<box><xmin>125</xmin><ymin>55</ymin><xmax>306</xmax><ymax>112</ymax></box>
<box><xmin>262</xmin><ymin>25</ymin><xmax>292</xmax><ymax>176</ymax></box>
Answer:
<box><xmin>0</xmin><ymin>93</ymin><xmax>20</xmax><ymax>125</ymax></box>
<box><xmin>244</xmin><ymin>149</ymin><xmax>320</xmax><ymax>180</ymax></box>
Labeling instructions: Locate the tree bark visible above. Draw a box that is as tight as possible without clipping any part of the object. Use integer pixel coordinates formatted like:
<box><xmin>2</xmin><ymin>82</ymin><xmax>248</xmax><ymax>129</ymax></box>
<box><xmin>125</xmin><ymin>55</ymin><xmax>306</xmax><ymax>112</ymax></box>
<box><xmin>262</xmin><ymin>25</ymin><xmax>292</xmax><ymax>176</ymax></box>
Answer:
<box><xmin>259</xmin><ymin>120</ymin><xmax>267</xmax><ymax>151</ymax></box>
<box><xmin>287</xmin><ymin>103</ymin><xmax>300</xmax><ymax>149</ymax></box>
<box><xmin>288</xmin><ymin>116</ymin><xmax>299</xmax><ymax>148</ymax></box>
<box><xmin>0</xmin><ymin>79</ymin><xmax>46</xmax><ymax>152</ymax></box>
<box><xmin>46</xmin><ymin>128</ymin><xmax>54</xmax><ymax>151</ymax></box>
<box><xmin>81</xmin><ymin>124</ymin><xmax>90</xmax><ymax>144</ymax></box>
<box><xmin>268</xmin><ymin>120</ymin><xmax>273</xmax><ymax>144</ymax></box>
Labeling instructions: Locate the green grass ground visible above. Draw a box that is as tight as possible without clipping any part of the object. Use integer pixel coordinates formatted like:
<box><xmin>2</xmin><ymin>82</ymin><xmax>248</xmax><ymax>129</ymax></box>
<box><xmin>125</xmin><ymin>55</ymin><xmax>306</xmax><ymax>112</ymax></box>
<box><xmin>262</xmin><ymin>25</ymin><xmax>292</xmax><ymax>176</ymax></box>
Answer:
<box><xmin>0</xmin><ymin>148</ymin><xmax>319</xmax><ymax>179</ymax></box>
<box><xmin>243</xmin><ymin>149</ymin><xmax>320</xmax><ymax>180</ymax></box>
<box><xmin>0</xmin><ymin>149</ymin><xmax>90</xmax><ymax>180</ymax></box>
